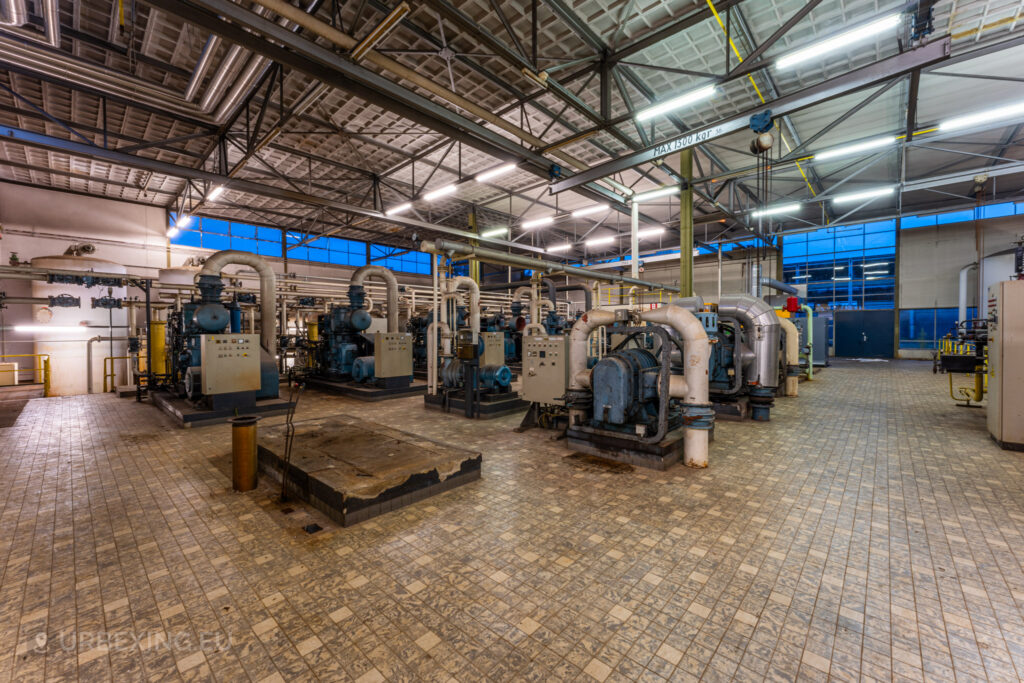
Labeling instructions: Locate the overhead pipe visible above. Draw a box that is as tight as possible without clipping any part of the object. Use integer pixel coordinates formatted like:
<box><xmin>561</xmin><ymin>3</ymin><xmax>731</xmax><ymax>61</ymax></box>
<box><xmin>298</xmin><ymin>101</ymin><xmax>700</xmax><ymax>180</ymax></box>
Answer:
<box><xmin>539</xmin><ymin>277</ymin><xmax>559</xmax><ymax>307</ymax></box>
<box><xmin>761</xmin><ymin>277</ymin><xmax>797</xmax><ymax>295</ymax></box>
<box><xmin>198</xmin><ymin>43</ymin><xmax>245</xmax><ymax>113</ymax></box>
<box><xmin>0</xmin><ymin>0</ymin><xmax>27</xmax><ymax>26</ymax></box>
<box><xmin>184</xmin><ymin>35</ymin><xmax>222</xmax><ymax>102</ymax></box>
<box><xmin>198</xmin><ymin>251</ymin><xmax>276</xmax><ymax>353</ymax></box>
<box><xmin>958</xmin><ymin>262</ymin><xmax>976</xmax><ymax>325</ymax></box>
<box><xmin>40</xmin><ymin>0</ymin><xmax>58</xmax><ymax>47</ymax></box>
<box><xmin>250</xmin><ymin>0</ymin><xmax>594</xmax><ymax>174</ymax></box>
<box><xmin>350</xmin><ymin>264</ymin><xmax>399</xmax><ymax>333</ymax></box>
<box><xmin>421</xmin><ymin>239</ymin><xmax>676</xmax><ymax>292</ymax></box>
<box><xmin>557</xmin><ymin>283</ymin><xmax>592</xmax><ymax>312</ymax></box>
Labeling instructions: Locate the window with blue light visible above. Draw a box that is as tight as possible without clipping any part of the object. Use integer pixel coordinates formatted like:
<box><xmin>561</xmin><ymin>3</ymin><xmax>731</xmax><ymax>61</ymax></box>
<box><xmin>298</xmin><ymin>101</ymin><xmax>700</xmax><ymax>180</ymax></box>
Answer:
<box><xmin>900</xmin><ymin>201</ymin><xmax>1024</xmax><ymax>229</ymax></box>
<box><xmin>169</xmin><ymin>214</ymin><xmax>281</xmax><ymax>257</ymax></box>
<box><xmin>899</xmin><ymin>308</ymin><xmax>978</xmax><ymax>349</ymax></box>
<box><xmin>370</xmin><ymin>244</ymin><xmax>431</xmax><ymax>274</ymax></box>
<box><xmin>783</xmin><ymin>220</ymin><xmax>896</xmax><ymax>310</ymax></box>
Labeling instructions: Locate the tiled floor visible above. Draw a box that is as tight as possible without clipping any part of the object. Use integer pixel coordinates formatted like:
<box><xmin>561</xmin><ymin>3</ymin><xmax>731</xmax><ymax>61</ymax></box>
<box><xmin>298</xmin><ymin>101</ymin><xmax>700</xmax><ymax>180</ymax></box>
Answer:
<box><xmin>2</xmin><ymin>360</ymin><xmax>1024</xmax><ymax>682</ymax></box>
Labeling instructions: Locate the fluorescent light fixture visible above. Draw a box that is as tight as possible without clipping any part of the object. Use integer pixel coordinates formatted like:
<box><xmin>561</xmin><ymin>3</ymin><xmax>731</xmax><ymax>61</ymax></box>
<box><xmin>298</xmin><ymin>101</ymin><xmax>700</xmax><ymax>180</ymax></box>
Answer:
<box><xmin>833</xmin><ymin>266</ymin><xmax>845</xmax><ymax>270</ymax></box>
<box><xmin>776</xmin><ymin>13</ymin><xmax>901</xmax><ymax>70</ymax></box>
<box><xmin>167</xmin><ymin>227</ymin><xmax>180</xmax><ymax>238</ymax></box>
<box><xmin>813</xmin><ymin>136</ymin><xmax>896</xmax><ymax>161</ymax></box>
<box><xmin>831</xmin><ymin>186</ymin><xmax>895</xmax><ymax>204</ymax></box>
<box><xmin>633</xmin><ymin>186</ymin><xmax>679</xmax><ymax>203</ymax></box>
<box><xmin>866</xmin><ymin>276</ymin><xmax>884</xmax><ymax>280</ymax></box>
<box><xmin>571</xmin><ymin>203</ymin><xmax>609</xmax><ymax>218</ymax></box>
<box><xmin>635</xmin><ymin>85</ymin><xmax>717</xmax><ymax>122</ymax></box>
<box><xmin>586</xmin><ymin>236</ymin><xmax>615</xmax><ymax>247</ymax></box>
<box><xmin>481</xmin><ymin>227</ymin><xmax>509</xmax><ymax>238</ymax></box>
<box><xmin>862</xmin><ymin>261</ymin><xmax>889</xmax><ymax>267</ymax></box>
<box><xmin>423</xmin><ymin>184</ymin><xmax>457</xmax><ymax>201</ymax></box>
<box><xmin>385</xmin><ymin>202</ymin><xmax>413</xmax><ymax>216</ymax></box>
<box><xmin>475</xmin><ymin>163</ymin><xmax>517</xmax><ymax>183</ymax></box>
<box><xmin>750</xmin><ymin>203</ymin><xmax>801</xmax><ymax>218</ymax></box>
<box><xmin>14</xmin><ymin>325</ymin><xmax>85</xmax><ymax>333</ymax></box>
<box><xmin>522</xmin><ymin>216</ymin><xmax>554</xmax><ymax>229</ymax></box>
<box><xmin>637</xmin><ymin>227</ymin><xmax>665</xmax><ymax>238</ymax></box>
<box><xmin>547</xmin><ymin>243</ymin><xmax>573</xmax><ymax>253</ymax></box>
<box><xmin>940</xmin><ymin>99</ymin><xmax>1024</xmax><ymax>132</ymax></box>
<box><xmin>833</xmin><ymin>277</ymin><xmax>851</xmax><ymax>281</ymax></box>
<box><xmin>206</xmin><ymin>185</ymin><xmax>226</xmax><ymax>201</ymax></box>
<box><xmin>176</xmin><ymin>213</ymin><xmax>193</xmax><ymax>228</ymax></box>
<box><xmin>863</xmin><ymin>271</ymin><xmax>889</xmax><ymax>276</ymax></box>
<box><xmin>793</xmin><ymin>274</ymin><xmax>810</xmax><ymax>279</ymax></box>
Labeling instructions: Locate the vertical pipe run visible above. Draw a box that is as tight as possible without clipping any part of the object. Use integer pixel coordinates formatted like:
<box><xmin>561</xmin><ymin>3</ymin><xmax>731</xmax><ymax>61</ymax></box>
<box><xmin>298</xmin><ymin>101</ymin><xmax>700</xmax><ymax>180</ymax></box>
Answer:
<box><xmin>230</xmin><ymin>416</ymin><xmax>260</xmax><ymax>492</ymax></box>
<box><xmin>679</xmin><ymin>148</ymin><xmax>694</xmax><ymax>297</ymax></box>
<box><xmin>630</xmin><ymin>201</ymin><xmax>639</xmax><ymax>279</ymax></box>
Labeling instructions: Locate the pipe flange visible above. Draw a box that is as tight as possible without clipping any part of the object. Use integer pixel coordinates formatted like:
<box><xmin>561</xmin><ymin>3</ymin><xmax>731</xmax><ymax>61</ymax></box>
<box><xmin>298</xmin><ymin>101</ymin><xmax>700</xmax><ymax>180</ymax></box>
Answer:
<box><xmin>681</xmin><ymin>403</ymin><xmax>715</xmax><ymax>430</ymax></box>
<box><xmin>564</xmin><ymin>389</ymin><xmax>592</xmax><ymax>410</ymax></box>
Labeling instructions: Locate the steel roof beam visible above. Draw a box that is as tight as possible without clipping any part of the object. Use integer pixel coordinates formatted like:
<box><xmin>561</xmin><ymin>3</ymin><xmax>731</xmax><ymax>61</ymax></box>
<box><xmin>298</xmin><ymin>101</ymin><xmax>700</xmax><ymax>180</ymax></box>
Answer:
<box><xmin>0</xmin><ymin>123</ymin><xmax>559</xmax><ymax>254</ymax></box>
<box><xmin>550</xmin><ymin>38</ymin><xmax>951</xmax><ymax>194</ymax></box>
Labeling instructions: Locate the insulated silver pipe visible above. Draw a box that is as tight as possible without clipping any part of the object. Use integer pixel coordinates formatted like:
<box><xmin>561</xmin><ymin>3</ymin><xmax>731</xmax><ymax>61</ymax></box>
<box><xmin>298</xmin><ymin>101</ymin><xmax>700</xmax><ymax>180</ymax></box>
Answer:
<box><xmin>0</xmin><ymin>0</ymin><xmax>27</xmax><ymax>26</ymax></box>
<box><xmin>199</xmin><ymin>44</ymin><xmax>244</xmax><ymax>113</ymax></box>
<box><xmin>717</xmin><ymin>295</ymin><xmax>780</xmax><ymax>389</ymax></box>
<box><xmin>184</xmin><ymin>35</ymin><xmax>221</xmax><ymax>102</ymax></box>
<box><xmin>422</xmin><ymin>239</ymin><xmax>677</xmax><ymax>291</ymax></box>
<box><xmin>350</xmin><ymin>264</ymin><xmax>400</xmax><ymax>333</ymax></box>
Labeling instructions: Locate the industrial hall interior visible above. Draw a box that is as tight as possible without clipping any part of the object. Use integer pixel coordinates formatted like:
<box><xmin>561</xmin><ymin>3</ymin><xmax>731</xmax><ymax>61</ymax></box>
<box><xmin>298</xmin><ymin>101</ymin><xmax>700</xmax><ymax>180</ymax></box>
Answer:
<box><xmin>4</xmin><ymin>0</ymin><xmax>1024</xmax><ymax>680</ymax></box>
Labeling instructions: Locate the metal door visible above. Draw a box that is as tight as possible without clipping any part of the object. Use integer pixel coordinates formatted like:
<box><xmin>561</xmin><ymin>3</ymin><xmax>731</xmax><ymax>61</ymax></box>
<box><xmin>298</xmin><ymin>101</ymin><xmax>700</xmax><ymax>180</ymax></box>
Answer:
<box><xmin>834</xmin><ymin>310</ymin><xmax>894</xmax><ymax>358</ymax></box>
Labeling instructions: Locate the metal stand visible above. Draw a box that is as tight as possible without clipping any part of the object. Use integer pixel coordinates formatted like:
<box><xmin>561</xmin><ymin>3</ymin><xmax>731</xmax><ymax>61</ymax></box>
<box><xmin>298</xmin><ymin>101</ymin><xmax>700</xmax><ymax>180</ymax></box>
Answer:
<box><xmin>279</xmin><ymin>376</ymin><xmax>305</xmax><ymax>502</ymax></box>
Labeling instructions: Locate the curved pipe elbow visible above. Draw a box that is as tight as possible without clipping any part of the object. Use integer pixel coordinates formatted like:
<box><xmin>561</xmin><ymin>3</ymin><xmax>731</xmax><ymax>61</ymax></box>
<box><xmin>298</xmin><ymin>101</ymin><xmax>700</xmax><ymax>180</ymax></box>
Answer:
<box><xmin>568</xmin><ymin>309</ymin><xmax>616</xmax><ymax>391</ymax></box>
<box><xmin>639</xmin><ymin>304</ymin><xmax>709</xmax><ymax>405</ymax></box>
<box><xmin>450</xmin><ymin>276</ymin><xmax>481</xmax><ymax>341</ymax></box>
<box><xmin>198</xmin><ymin>250</ymin><xmax>276</xmax><ymax>352</ymax></box>
<box><xmin>351</xmin><ymin>264</ymin><xmax>400</xmax><ymax>333</ymax></box>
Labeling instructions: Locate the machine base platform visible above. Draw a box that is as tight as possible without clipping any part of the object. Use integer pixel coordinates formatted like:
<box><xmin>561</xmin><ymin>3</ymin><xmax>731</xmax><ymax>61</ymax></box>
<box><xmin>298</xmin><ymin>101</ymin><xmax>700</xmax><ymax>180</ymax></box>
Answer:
<box><xmin>254</xmin><ymin>414</ymin><xmax>481</xmax><ymax>526</ymax></box>
<box><xmin>712</xmin><ymin>396</ymin><xmax>749</xmax><ymax>420</ymax></box>
<box><xmin>566</xmin><ymin>424</ymin><xmax>713</xmax><ymax>471</ymax></box>
<box><xmin>306</xmin><ymin>376</ymin><xmax>427</xmax><ymax>401</ymax></box>
<box><xmin>152</xmin><ymin>391</ymin><xmax>295</xmax><ymax>428</ymax></box>
<box><xmin>423</xmin><ymin>390</ymin><xmax>528</xmax><ymax>419</ymax></box>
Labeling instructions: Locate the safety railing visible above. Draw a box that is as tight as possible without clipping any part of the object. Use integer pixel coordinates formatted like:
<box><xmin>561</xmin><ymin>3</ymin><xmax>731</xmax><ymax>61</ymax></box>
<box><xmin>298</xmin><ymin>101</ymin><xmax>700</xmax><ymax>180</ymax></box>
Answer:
<box><xmin>103</xmin><ymin>356</ymin><xmax>132</xmax><ymax>393</ymax></box>
<box><xmin>0</xmin><ymin>354</ymin><xmax>51</xmax><ymax>397</ymax></box>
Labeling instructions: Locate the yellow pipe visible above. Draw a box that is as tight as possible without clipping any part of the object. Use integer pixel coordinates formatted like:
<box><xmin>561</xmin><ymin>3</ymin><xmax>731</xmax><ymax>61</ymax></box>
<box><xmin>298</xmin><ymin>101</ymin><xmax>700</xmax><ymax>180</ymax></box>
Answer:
<box><xmin>149</xmin><ymin>320</ymin><xmax>167</xmax><ymax>375</ymax></box>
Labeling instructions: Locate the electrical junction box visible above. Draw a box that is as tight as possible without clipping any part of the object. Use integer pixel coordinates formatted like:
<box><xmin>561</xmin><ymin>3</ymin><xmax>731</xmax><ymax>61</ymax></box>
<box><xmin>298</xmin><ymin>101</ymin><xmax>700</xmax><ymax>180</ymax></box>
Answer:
<box><xmin>200</xmin><ymin>334</ymin><xmax>260</xmax><ymax>395</ymax></box>
<box><xmin>481</xmin><ymin>331</ymin><xmax>505</xmax><ymax>367</ymax></box>
<box><xmin>987</xmin><ymin>280</ymin><xmax>1024</xmax><ymax>449</ymax></box>
<box><xmin>521</xmin><ymin>335</ymin><xmax>568</xmax><ymax>405</ymax></box>
<box><xmin>374</xmin><ymin>332</ymin><xmax>412</xmax><ymax>378</ymax></box>
<box><xmin>0</xmin><ymin>362</ymin><xmax>17</xmax><ymax>386</ymax></box>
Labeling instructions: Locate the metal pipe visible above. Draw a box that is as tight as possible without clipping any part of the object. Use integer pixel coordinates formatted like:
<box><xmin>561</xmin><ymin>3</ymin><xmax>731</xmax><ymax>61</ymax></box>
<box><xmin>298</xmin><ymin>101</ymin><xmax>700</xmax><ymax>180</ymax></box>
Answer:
<box><xmin>350</xmin><ymin>264</ymin><xmax>400</xmax><ymax>333</ymax></box>
<box><xmin>449</xmin><ymin>275</ymin><xmax>480</xmax><ymax>342</ymax></box>
<box><xmin>40</xmin><ymin>0</ymin><xmax>58</xmax><ymax>47</ymax></box>
<box><xmin>198</xmin><ymin>250</ymin><xmax>276</xmax><ymax>353</ymax></box>
<box><xmin>761</xmin><ymin>277</ymin><xmax>797</xmax><ymax>295</ymax></box>
<box><xmin>0</xmin><ymin>0</ymin><xmax>27</xmax><ymax>26</ymax></box>
<box><xmin>198</xmin><ymin>44</ymin><xmax>245</xmax><ymax>113</ymax></box>
<box><xmin>422</xmin><ymin>239</ymin><xmax>676</xmax><ymax>291</ymax></box>
<box><xmin>717</xmin><ymin>295</ymin><xmax>781</xmax><ymax>390</ymax></box>
<box><xmin>801</xmin><ymin>304</ymin><xmax>814</xmax><ymax>380</ymax></box>
<box><xmin>214</xmin><ymin>54</ymin><xmax>269</xmax><ymax>121</ymax></box>
<box><xmin>184</xmin><ymin>35</ymin><xmax>222</xmax><ymax>102</ymax></box>
<box><xmin>777</xmin><ymin>316</ymin><xmax>800</xmax><ymax>397</ymax></box>
<box><xmin>229</xmin><ymin>416</ymin><xmax>260</xmax><ymax>492</ymax></box>
<box><xmin>86</xmin><ymin>335</ymin><xmax>129</xmax><ymax>394</ymax></box>
<box><xmin>639</xmin><ymin>304</ymin><xmax>711</xmax><ymax>468</ymax></box>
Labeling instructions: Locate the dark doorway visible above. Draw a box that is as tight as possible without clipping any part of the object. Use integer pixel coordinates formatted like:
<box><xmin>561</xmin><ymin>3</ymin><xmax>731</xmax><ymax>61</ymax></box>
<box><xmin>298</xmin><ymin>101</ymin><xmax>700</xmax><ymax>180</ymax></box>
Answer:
<box><xmin>834</xmin><ymin>310</ymin><xmax>895</xmax><ymax>358</ymax></box>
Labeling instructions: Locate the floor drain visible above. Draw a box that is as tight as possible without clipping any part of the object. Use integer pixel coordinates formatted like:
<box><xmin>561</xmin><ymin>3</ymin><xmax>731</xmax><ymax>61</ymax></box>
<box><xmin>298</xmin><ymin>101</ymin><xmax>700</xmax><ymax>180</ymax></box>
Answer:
<box><xmin>304</xmin><ymin>523</ymin><xmax>323</xmax><ymax>534</ymax></box>
<box><xmin>281</xmin><ymin>507</ymin><xmax>294</xmax><ymax>515</ymax></box>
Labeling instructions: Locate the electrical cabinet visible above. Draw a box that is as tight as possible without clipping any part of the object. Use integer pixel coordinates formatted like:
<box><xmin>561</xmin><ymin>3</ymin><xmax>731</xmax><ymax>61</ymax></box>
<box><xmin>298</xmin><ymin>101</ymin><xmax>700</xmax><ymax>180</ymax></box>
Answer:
<box><xmin>521</xmin><ymin>335</ymin><xmax>568</xmax><ymax>405</ymax></box>
<box><xmin>374</xmin><ymin>332</ymin><xmax>413</xmax><ymax>378</ymax></box>
<box><xmin>987</xmin><ymin>280</ymin><xmax>1024</xmax><ymax>449</ymax></box>
<box><xmin>0</xmin><ymin>362</ymin><xmax>17</xmax><ymax>386</ymax></box>
<box><xmin>481</xmin><ymin>331</ymin><xmax>505</xmax><ymax>367</ymax></box>
<box><xmin>200</xmin><ymin>334</ymin><xmax>260</xmax><ymax>395</ymax></box>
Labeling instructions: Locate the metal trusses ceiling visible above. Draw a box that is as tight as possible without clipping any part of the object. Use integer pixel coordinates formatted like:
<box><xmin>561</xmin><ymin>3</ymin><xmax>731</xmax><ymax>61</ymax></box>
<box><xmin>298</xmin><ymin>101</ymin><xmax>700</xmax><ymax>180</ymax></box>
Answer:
<box><xmin>0</xmin><ymin>0</ymin><xmax>1022</xmax><ymax>260</ymax></box>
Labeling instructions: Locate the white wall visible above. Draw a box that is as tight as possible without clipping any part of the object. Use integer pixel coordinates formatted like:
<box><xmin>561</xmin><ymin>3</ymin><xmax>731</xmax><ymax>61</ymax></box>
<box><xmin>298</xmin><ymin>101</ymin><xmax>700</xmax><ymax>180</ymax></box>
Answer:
<box><xmin>0</xmin><ymin>182</ymin><xmax>431</xmax><ymax>386</ymax></box>
<box><xmin>899</xmin><ymin>215</ymin><xmax>1023</xmax><ymax>309</ymax></box>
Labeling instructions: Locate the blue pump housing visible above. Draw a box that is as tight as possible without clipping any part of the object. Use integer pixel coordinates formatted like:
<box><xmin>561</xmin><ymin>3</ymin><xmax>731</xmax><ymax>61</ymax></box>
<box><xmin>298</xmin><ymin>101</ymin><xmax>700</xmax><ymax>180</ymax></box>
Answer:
<box><xmin>591</xmin><ymin>348</ymin><xmax>660</xmax><ymax>427</ymax></box>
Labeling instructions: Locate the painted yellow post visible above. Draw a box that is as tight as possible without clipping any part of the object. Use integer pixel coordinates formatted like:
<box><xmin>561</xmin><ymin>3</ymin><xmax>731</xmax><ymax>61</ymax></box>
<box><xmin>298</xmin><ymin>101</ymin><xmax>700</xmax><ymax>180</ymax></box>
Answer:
<box><xmin>680</xmin><ymin>149</ymin><xmax>694</xmax><ymax>297</ymax></box>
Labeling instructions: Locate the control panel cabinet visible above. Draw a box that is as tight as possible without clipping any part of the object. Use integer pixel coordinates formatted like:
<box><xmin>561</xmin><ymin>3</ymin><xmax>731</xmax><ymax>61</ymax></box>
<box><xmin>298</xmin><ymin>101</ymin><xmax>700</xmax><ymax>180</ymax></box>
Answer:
<box><xmin>374</xmin><ymin>332</ymin><xmax>413</xmax><ymax>378</ymax></box>
<box><xmin>521</xmin><ymin>335</ymin><xmax>568</xmax><ymax>405</ymax></box>
<box><xmin>200</xmin><ymin>334</ymin><xmax>260</xmax><ymax>395</ymax></box>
